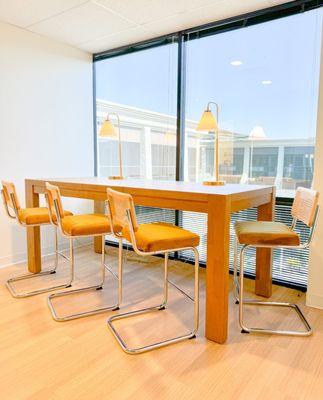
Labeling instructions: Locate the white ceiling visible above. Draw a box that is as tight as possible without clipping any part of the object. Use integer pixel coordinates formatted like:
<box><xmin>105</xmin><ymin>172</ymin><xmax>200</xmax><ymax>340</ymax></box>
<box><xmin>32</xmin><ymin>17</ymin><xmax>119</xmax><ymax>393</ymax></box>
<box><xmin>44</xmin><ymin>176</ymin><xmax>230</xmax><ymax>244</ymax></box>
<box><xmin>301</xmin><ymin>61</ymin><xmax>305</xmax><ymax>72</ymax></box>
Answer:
<box><xmin>0</xmin><ymin>0</ymin><xmax>292</xmax><ymax>54</ymax></box>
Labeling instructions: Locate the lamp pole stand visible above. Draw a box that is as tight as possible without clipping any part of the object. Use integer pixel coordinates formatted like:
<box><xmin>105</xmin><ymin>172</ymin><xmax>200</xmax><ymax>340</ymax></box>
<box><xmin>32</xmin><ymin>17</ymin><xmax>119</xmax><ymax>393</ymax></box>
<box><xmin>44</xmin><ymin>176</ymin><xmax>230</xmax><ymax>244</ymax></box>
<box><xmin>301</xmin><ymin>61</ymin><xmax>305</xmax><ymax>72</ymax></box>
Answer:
<box><xmin>203</xmin><ymin>102</ymin><xmax>225</xmax><ymax>186</ymax></box>
<box><xmin>108</xmin><ymin>113</ymin><xmax>124</xmax><ymax>180</ymax></box>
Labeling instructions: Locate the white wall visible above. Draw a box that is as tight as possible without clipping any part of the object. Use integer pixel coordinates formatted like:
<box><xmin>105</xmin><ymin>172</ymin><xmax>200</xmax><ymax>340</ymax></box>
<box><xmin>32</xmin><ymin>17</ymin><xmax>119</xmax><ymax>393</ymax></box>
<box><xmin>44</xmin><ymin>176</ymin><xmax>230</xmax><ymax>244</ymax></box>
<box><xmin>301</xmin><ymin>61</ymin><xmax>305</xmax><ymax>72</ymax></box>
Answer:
<box><xmin>0</xmin><ymin>22</ymin><xmax>94</xmax><ymax>267</ymax></box>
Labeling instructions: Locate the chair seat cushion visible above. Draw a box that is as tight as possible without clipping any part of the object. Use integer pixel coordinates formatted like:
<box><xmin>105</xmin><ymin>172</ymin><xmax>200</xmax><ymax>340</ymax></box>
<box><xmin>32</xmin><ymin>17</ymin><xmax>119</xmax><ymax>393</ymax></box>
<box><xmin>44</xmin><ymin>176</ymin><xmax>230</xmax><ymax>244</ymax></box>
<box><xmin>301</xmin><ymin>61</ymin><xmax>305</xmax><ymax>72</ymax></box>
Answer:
<box><xmin>18</xmin><ymin>207</ymin><xmax>72</xmax><ymax>225</ymax></box>
<box><xmin>61</xmin><ymin>214</ymin><xmax>112</xmax><ymax>236</ymax></box>
<box><xmin>235</xmin><ymin>221</ymin><xmax>300</xmax><ymax>246</ymax></box>
<box><xmin>122</xmin><ymin>222</ymin><xmax>200</xmax><ymax>252</ymax></box>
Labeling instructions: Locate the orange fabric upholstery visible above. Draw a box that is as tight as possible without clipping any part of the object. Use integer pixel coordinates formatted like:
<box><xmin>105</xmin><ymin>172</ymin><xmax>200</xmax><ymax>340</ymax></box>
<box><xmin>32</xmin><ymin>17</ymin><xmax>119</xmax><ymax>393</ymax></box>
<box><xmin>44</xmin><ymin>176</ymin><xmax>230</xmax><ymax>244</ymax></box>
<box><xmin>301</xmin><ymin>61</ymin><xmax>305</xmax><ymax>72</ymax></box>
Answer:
<box><xmin>122</xmin><ymin>222</ymin><xmax>200</xmax><ymax>252</ymax></box>
<box><xmin>18</xmin><ymin>207</ymin><xmax>73</xmax><ymax>225</ymax></box>
<box><xmin>61</xmin><ymin>214</ymin><xmax>113</xmax><ymax>236</ymax></box>
<box><xmin>235</xmin><ymin>221</ymin><xmax>300</xmax><ymax>246</ymax></box>
<box><xmin>107</xmin><ymin>188</ymin><xmax>199</xmax><ymax>252</ymax></box>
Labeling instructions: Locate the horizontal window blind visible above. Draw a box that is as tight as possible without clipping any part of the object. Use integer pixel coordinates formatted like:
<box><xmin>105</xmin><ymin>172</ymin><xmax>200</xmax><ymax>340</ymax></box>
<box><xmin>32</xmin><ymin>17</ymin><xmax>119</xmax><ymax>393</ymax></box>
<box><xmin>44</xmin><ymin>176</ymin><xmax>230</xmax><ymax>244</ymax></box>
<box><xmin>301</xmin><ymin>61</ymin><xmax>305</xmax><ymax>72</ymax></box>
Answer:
<box><xmin>96</xmin><ymin>6</ymin><xmax>321</xmax><ymax>291</ymax></box>
<box><xmin>180</xmin><ymin>204</ymin><xmax>310</xmax><ymax>287</ymax></box>
<box><xmin>107</xmin><ymin>206</ymin><xmax>176</xmax><ymax>244</ymax></box>
<box><xmin>106</xmin><ymin>203</ymin><xmax>309</xmax><ymax>288</ymax></box>
<box><xmin>136</xmin><ymin>206</ymin><xmax>176</xmax><ymax>225</ymax></box>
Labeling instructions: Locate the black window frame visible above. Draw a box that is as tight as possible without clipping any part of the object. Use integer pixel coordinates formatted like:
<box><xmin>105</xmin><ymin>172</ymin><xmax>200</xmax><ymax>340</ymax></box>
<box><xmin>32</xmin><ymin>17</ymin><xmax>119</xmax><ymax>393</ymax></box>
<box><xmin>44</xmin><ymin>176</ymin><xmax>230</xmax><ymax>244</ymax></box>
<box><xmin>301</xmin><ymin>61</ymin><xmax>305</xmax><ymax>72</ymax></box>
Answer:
<box><xmin>92</xmin><ymin>0</ymin><xmax>322</xmax><ymax>290</ymax></box>
<box><xmin>93</xmin><ymin>0</ymin><xmax>322</xmax><ymax>207</ymax></box>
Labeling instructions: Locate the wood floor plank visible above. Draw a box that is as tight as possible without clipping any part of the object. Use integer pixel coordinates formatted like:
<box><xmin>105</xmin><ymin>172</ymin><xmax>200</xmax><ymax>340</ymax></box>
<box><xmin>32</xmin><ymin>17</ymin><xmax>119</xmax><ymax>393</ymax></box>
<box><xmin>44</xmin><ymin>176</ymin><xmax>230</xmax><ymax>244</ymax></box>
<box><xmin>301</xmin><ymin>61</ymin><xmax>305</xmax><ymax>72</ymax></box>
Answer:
<box><xmin>0</xmin><ymin>245</ymin><xmax>322</xmax><ymax>400</ymax></box>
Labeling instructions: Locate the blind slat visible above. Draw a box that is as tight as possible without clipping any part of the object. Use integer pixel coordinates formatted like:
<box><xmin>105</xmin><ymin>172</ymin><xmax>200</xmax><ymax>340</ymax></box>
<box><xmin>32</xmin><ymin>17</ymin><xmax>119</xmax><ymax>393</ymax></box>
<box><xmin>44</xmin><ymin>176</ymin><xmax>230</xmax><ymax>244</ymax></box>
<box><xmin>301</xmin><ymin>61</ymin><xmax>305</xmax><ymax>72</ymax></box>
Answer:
<box><xmin>106</xmin><ymin>204</ymin><xmax>309</xmax><ymax>288</ymax></box>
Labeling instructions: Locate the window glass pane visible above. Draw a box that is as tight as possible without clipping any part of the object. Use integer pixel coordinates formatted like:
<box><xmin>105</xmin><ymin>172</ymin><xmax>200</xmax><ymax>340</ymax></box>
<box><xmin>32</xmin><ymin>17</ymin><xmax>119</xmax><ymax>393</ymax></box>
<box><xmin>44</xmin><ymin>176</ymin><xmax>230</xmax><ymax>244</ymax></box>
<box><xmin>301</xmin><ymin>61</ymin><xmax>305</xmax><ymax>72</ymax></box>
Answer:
<box><xmin>184</xmin><ymin>9</ymin><xmax>322</xmax><ymax>198</ymax></box>
<box><xmin>95</xmin><ymin>40</ymin><xmax>178</xmax><ymax>180</ymax></box>
<box><xmin>95</xmin><ymin>40</ymin><xmax>178</xmax><ymax>238</ymax></box>
<box><xmin>94</xmin><ymin>9</ymin><xmax>322</xmax><ymax>289</ymax></box>
<box><xmin>180</xmin><ymin>9</ymin><xmax>322</xmax><ymax>287</ymax></box>
<box><xmin>283</xmin><ymin>146</ymin><xmax>315</xmax><ymax>187</ymax></box>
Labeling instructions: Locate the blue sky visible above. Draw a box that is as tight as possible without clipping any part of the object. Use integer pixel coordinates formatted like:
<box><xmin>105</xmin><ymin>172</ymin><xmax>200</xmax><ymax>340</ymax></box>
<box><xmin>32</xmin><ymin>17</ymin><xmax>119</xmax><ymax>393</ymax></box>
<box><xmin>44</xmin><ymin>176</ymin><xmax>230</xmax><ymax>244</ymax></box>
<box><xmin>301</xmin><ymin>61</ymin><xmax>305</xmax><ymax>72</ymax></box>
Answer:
<box><xmin>96</xmin><ymin>8</ymin><xmax>322</xmax><ymax>139</ymax></box>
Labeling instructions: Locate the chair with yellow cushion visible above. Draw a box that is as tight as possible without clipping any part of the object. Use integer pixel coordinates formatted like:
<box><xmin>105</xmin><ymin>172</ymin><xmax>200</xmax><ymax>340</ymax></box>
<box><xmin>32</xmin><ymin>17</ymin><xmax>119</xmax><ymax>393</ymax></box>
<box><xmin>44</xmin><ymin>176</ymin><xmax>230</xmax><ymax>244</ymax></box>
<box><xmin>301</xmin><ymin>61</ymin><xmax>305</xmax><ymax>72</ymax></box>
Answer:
<box><xmin>233</xmin><ymin>187</ymin><xmax>320</xmax><ymax>336</ymax></box>
<box><xmin>1</xmin><ymin>180</ymin><xmax>73</xmax><ymax>298</ymax></box>
<box><xmin>45</xmin><ymin>183</ymin><xmax>120</xmax><ymax>321</ymax></box>
<box><xmin>106</xmin><ymin>188</ymin><xmax>200</xmax><ymax>354</ymax></box>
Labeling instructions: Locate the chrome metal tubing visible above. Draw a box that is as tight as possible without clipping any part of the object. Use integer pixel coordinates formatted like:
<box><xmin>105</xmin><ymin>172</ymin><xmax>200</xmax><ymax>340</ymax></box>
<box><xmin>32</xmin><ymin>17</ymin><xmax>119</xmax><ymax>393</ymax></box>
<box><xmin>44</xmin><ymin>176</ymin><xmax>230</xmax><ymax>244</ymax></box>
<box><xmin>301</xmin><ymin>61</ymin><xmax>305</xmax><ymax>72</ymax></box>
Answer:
<box><xmin>104</xmin><ymin>264</ymin><xmax>119</xmax><ymax>280</ymax></box>
<box><xmin>167</xmin><ymin>278</ymin><xmax>194</xmax><ymax>302</ymax></box>
<box><xmin>118</xmin><ymin>238</ymin><xmax>123</xmax><ymax>305</ymax></box>
<box><xmin>108</xmin><ymin>306</ymin><xmax>196</xmax><ymax>355</ymax></box>
<box><xmin>47</xmin><ymin>235</ymin><xmax>120</xmax><ymax>322</ymax></box>
<box><xmin>233</xmin><ymin>235</ymin><xmax>240</xmax><ymax>303</ymax></box>
<box><xmin>236</xmin><ymin>244</ymin><xmax>312</xmax><ymax>336</ymax></box>
<box><xmin>162</xmin><ymin>252</ymin><xmax>169</xmax><ymax>307</ymax></box>
<box><xmin>6</xmin><ymin>228</ymin><xmax>71</xmax><ymax>298</ymax></box>
<box><xmin>107</xmin><ymin>245</ymin><xmax>199</xmax><ymax>355</ymax></box>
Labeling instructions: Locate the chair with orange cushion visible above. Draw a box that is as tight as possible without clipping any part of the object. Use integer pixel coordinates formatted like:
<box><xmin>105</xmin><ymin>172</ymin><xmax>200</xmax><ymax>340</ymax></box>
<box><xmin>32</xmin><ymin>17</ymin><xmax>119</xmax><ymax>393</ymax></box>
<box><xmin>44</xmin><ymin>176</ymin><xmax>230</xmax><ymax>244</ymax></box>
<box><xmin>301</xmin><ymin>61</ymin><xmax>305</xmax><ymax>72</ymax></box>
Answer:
<box><xmin>45</xmin><ymin>183</ymin><xmax>120</xmax><ymax>321</ymax></box>
<box><xmin>233</xmin><ymin>187</ymin><xmax>320</xmax><ymax>336</ymax></box>
<box><xmin>106</xmin><ymin>188</ymin><xmax>200</xmax><ymax>355</ymax></box>
<box><xmin>1</xmin><ymin>180</ymin><xmax>73</xmax><ymax>298</ymax></box>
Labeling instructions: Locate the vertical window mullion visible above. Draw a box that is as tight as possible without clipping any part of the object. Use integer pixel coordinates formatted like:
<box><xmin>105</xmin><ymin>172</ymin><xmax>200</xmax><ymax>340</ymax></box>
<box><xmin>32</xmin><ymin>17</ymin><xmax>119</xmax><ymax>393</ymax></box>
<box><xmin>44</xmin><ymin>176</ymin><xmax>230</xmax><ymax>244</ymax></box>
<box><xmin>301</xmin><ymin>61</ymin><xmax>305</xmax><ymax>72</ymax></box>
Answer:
<box><xmin>175</xmin><ymin>33</ymin><xmax>187</xmax><ymax>182</ymax></box>
<box><xmin>175</xmin><ymin>33</ymin><xmax>187</xmax><ymax>250</ymax></box>
<box><xmin>92</xmin><ymin>61</ymin><xmax>98</xmax><ymax>177</ymax></box>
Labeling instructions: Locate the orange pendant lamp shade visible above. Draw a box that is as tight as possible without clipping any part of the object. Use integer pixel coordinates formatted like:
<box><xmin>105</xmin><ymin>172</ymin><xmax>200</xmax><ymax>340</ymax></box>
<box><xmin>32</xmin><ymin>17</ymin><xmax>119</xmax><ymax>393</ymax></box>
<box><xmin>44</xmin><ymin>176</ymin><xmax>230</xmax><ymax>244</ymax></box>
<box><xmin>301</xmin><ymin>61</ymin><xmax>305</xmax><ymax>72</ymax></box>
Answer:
<box><xmin>196</xmin><ymin>110</ymin><xmax>218</xmax><ymax>131</ymax></box>
<box><xmin>99</xmin><ymin>119</ymin><xmax>118</xmax><ymax>138</ymax></box>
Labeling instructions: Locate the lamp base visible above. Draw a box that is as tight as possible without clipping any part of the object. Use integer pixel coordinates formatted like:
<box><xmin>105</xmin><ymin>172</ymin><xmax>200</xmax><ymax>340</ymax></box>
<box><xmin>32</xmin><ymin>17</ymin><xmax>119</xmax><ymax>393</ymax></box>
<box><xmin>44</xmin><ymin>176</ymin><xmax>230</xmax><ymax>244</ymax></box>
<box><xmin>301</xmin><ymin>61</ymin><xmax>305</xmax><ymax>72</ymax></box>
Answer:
<box><xmin>108</xmin><ymin>175</ymin><xmax>124</xmax><ymax>180</ymax></box>
<box><xmin>203</xmin><ymin>180</ymin><xmax>225</xmax><ymax>186</ymax></box>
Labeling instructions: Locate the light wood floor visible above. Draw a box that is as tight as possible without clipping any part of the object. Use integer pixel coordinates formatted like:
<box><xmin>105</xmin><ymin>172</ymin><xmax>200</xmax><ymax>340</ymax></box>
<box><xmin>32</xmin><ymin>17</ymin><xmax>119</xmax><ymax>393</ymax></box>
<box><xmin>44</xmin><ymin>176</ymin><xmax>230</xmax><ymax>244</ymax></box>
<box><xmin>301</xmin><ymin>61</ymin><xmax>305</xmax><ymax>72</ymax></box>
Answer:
<box><xmin>0</xmin><ymin>245</ymin><xmax>323</xmax><ymax>400</ymax></box>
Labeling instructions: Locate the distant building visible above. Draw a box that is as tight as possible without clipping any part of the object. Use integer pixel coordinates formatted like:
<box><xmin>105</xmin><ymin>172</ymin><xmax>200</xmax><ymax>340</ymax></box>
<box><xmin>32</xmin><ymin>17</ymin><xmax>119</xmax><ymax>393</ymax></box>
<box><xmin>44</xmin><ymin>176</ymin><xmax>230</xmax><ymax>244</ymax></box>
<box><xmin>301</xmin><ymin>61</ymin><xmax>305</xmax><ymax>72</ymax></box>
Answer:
<box><xmin>97</xmin><ymin>99</ymin><xmax>314</xmax><ymax>197</ymax></box>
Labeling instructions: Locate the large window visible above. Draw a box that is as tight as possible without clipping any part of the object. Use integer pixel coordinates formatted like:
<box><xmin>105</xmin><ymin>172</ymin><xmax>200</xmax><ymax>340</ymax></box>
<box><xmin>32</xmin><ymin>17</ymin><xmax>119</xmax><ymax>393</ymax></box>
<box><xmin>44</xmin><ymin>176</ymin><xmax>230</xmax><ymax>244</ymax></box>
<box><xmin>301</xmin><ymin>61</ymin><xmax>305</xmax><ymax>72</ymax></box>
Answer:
<box><xmin>96</xmin><ymin>40</ymin><xmax>178</xmax><ymax>180</ymax></box>
<box><xmin>283</xmin><ymin>146</ymin><xmax>315</xmax><ymax>185</ymax></box>
<box><xmin>182</xmin><ymin>8</ymin><xmax>322</xmax><ymax>286</ymax></box>
<box><xmin>95</xmin><ymin>38</ymin><xmax>179</xmax><ymax>239</ymax></box>
<box><xmin>94</xmin><ymin>5</ymin><xmax>322</xmax><ymax>288</ymax></box>
<box><xmin>184</xmin><ymin>9</ymin><xmax>322</xmax><ymax>197</ymax></box>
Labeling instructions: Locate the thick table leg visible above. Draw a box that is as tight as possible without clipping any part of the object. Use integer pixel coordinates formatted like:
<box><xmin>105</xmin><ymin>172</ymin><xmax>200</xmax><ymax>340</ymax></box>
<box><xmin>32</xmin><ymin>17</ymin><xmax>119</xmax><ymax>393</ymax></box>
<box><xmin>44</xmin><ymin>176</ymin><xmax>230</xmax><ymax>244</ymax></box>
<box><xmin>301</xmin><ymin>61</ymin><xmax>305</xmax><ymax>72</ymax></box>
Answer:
<box><xmin>255</xmin><ymin>190</ymin><xmax>275</xmax><ymax>298</ymax></box>
<box><xmin>94</xmin><ymin>200</ymin><xmax>104</xmax><ymax>254</ymax></box>
<box><xmin>205</xmin><ymin>197</ymin><xmax>231</xmax><ymax>344</ymax></box>
<box><xmin>25</xmin><ymin>181</ymin><xmax>41</xmax><ymax>273</ymax></box>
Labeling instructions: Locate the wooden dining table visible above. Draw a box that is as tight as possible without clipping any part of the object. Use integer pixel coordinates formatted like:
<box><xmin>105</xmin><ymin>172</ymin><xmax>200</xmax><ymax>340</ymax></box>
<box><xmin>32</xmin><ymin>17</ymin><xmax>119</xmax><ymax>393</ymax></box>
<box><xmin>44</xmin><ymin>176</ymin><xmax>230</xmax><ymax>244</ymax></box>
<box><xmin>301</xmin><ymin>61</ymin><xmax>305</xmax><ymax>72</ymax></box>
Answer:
<box><xmin>25</xmin><ymin>177</ymin><xmax>275</xmax><ymax>344</ymax></box>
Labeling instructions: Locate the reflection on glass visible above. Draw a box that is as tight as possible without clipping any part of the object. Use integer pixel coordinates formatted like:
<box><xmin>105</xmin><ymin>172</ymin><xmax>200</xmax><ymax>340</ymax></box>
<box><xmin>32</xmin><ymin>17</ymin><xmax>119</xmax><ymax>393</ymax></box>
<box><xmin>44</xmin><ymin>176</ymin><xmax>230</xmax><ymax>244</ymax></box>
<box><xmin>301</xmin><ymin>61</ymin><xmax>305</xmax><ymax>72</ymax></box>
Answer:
<box><xmin>180</xmin><ymin>8</ymin><xmax>322</xmax><ymax>286</ymax></box>
<box><xmin>93</xmin><ymin>8</ymin><xmax>322</xmax><ymax>287</ymax></box>
<box><xmin>185</xmin><ymin>9</ymin><xmax>322</xmax><ymax>197</ymax></box>
<box><xmin>95</xmin><ymin>41</ymin><xmax>178</xmax><ymax>180</ymax></box>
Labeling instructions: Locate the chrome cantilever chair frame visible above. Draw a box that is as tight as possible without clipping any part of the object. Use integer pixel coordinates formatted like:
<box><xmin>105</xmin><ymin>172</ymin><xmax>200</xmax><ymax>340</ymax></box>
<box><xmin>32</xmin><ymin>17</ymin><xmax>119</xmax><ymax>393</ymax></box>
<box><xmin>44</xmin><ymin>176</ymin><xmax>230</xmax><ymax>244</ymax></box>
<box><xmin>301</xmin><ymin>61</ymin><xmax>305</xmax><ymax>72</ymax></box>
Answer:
<box><xmin>106</xmin><ymin>201</ymin><xmax>199</xmax><ymax>355</ymax></box>
<box><xmin>1</xmin><ymin>189</ymin><xmax>70</xmax><ymax>298</ymax></box>
<box><xmin>233</xmin><ymin>206</ymin><xmax>319</xmax><ymax>336</ymax></box>
<box><xmin>46</xmin><ymin>192</ymin><xmax>121</xmax><ymax>322</ymax></box>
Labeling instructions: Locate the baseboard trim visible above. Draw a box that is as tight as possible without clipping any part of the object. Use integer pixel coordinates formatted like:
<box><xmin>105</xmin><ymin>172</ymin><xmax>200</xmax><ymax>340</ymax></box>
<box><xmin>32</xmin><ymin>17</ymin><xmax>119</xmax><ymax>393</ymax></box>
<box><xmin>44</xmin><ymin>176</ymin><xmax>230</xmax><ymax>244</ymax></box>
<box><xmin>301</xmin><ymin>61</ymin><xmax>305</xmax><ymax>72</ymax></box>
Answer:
<box><xmin>306</xmin><ymin>293</ymin><xmax>323</xmax><ymax>310</ymax></box>
<box><xmin>0</xmin><ymin>238</ymin><xmax>92</xmax><ymax>269</ymax></box>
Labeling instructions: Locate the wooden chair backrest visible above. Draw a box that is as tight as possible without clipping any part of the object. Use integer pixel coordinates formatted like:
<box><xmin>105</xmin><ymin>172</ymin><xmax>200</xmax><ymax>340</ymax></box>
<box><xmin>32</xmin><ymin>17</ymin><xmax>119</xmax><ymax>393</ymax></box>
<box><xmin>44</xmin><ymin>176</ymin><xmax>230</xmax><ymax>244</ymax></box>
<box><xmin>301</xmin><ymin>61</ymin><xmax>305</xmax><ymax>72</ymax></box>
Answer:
<box><xmin>1</xmin><ymin>181</ymin><xmax>21</xmax><ymax>211</ymax></box>
<box><xmin>291</xmin><ymin>187</ymin><xmax>319</xmax><ymax>227</ymax></box>
<box><xmin>106</xmin><ymin>188</ymin><xmax>138</xmax><ymax>232</ymax></box>
<box><xmin>45</xmin><ymin>183</ymin><xmax>65</xmax><ymax>221</ymax></box>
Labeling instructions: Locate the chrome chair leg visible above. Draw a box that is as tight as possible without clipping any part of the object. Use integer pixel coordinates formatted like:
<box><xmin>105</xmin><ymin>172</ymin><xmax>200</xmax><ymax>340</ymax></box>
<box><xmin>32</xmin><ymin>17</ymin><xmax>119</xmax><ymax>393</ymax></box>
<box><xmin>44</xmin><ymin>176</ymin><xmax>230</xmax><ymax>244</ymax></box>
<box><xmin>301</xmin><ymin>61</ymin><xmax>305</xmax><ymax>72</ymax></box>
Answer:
<box><xmin>107</xmin><ymin>246</ymin><xmax>199</xmax><ymax>355</ymax></box>
<box><xmin>238</xmin><ymin>245</ymin><xmax>312</xmax><ymax>336</ymax></box>
<box><xmin>160</xmin><ymin>252</ymin><xmax>169</xmax><ymax>308</ymax></box>
<box><xmin>117</xmin><ymin>238</ymin><xmax>123</xmax><ymax>307</ymax></box>
<box><xmin>47</xmin><ymin>236</ymin><xmax>119</xmax><ymax>322</ymax></box>
<box><xmin>6</xmin><ymin>228</ymin><xmax>71</xmax><ymax>298</ymax></box>
<box><xmin>233</xmin><ymin>236</ymin><xmax>240</xmax><ymax>304</ymax></box>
